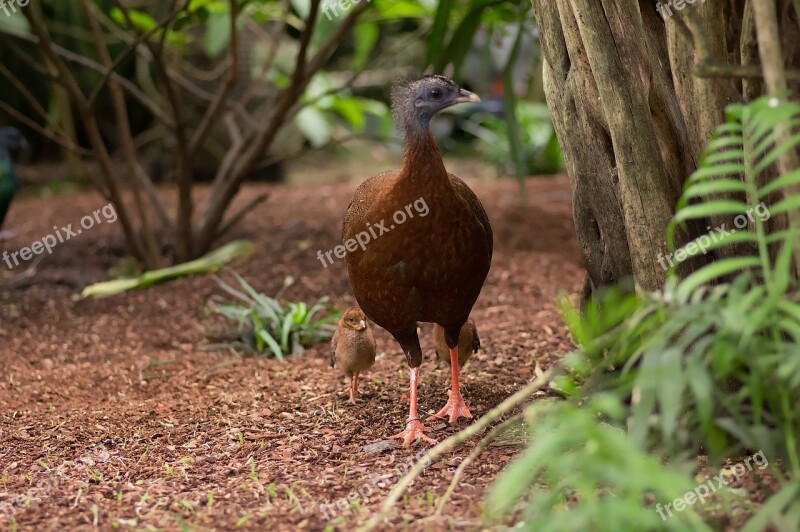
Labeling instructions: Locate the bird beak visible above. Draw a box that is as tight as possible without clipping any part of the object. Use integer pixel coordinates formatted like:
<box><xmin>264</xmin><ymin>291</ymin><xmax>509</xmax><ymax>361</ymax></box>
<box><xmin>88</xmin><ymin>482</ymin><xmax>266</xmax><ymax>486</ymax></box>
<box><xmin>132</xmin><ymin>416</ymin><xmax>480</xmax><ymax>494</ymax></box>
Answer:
<box><xmin>455</xmin><ymin>89</ymin><xmax>480</xmax><ymax>104</ymax></box>
<box><xmin>359</xmin><ymin>320</ymin><xmax>366</xmax><ymax>330</ymax></box>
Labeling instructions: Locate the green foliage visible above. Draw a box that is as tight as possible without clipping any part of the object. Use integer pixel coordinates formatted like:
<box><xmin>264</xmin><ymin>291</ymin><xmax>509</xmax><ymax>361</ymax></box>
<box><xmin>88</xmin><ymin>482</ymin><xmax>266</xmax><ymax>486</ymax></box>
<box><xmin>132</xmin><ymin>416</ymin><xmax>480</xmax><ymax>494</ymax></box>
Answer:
<box><xmin>423</xmin><ymin>0</ymin><xmax>528</xmax><ymax>77</ymax></box>
<box><xmin>209</xmin><ymin>271</ymin><xmax>339</xmax><ymax>360</ymax></box>
<box><xmin>487</xmin><ymin>397</ymin><xmax>706</xmax><ymax>531</ymax></box>
<box><xmin>464</xmin><ymin>101</ymin><xmax>563</xmax><ymax>176</ymax></box>
<box><xmin>296</xmin><ymin>73</ymin><xmax>392</xmax><ymax>148</ymax></box>
<box><xmin>423</xmin><ymin>0</ymin><xmax>544</xmax><ymax>184</ymax></box>
<box><xmin>668</xmin><ymin>97</ymin><xmax>800</xmax><ymax>282</ymax></box>
<box><xmin>488</xmin><ymin>95</ymin><xmax>800</xmax><ymax>530</ymax></box>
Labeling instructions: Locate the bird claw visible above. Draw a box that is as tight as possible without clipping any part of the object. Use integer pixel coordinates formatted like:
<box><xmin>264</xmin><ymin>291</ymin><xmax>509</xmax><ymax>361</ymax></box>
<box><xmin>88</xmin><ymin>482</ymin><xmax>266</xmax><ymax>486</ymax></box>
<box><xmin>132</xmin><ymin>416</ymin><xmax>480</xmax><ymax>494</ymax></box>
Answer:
<box><xmin>428</xmin><ymin>389</ymin><xmax>473</xmax><ymax>423</ymax></box>
<box><xmin>389</xmin><ymin>418</ymin><xmax>437</xmax><ymax>446</ymax></box>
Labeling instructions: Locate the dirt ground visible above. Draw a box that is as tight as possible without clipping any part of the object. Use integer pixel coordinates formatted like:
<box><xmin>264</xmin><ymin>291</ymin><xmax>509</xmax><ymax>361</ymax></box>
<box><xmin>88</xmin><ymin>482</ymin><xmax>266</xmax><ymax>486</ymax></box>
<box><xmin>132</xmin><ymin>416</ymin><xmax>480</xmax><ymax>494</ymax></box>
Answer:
<box><xmin>0</xmin><ymin>167</ymin><xmax>583</xmax><ymax>531</ymax></box>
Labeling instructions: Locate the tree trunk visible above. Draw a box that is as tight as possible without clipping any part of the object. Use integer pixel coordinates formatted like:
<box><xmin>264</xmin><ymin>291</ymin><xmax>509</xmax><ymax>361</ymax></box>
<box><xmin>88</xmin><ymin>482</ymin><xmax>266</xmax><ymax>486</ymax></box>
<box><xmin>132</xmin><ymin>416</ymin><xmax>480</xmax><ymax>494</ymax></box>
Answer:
<box><xmin>532</xmin><ymin>0</ymin><xmax>800</xmax><ymax>300</ymax></box>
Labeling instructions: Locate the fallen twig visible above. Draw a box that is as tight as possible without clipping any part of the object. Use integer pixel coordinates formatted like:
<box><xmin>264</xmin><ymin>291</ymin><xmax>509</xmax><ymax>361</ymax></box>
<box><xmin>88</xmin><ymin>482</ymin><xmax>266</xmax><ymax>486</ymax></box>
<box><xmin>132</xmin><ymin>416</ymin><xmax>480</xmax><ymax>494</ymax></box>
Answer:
<box><xmin>357</xmin><ymin>364</ymin><xmax>562</xmax><ymax>532</ymax></box>
<box><xmin>433</xmin><ymin>412</ymin><xmax>526</xmax><ymax>516</ymax></box>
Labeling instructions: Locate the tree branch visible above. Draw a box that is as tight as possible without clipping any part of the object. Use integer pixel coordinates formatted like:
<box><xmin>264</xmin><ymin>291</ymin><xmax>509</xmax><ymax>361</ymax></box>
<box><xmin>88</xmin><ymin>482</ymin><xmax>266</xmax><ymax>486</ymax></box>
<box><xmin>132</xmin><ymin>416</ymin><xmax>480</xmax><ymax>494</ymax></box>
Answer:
<box><xmin>752</xmin><ymin>0</ymin><xmax>800</xmax><ymax>273</ymax></box>
<box><xmin>189</xmin><ymin>0</ymin><xmax>239</xmax><ymax>157</ymax></box>
<box><xmin>21</xmin><ymin>2</ymin><xmax>147</xmax><ymax>262</ymax></box>
<box><xmin>0</xmin><ymin>100</ymin><xmax>94</xmax><ymax>159</ymax></box>
<box><xmin>86</xmin><ymin>5</ymin><xmax>185</xmax><ymax>110</ymax></box>
<box><xmin>0</xmin><ymin>65</ymin><xmax>96</xmax><ymax>159</ymax></box>
<box><xmin>196</xmin><ymin>0</ymin><xmax>372</xmax><ymax>254</ymax></box>
<box><xmin>110</xmin><ymin>0</ymin><xmax>193</xmax><ymax>261</ymax></box>
<box><xmin>696</xmin><ymin>61</ymin><xmax>800</xmax><ymax>82</ymax></box>
<box><xmin>81</xmin><ymin>0</ymin><xmax>161</xmax><ymax>267</ymax></box>
<box><xmin>0</xmin><ymin>25</ymin><xmax>173</xmax><ymax>126</ymax></box>
<box><xmin>214</xmin><ymin>192</ymin><xmax>270</xmax><ymax>241</ymax></box>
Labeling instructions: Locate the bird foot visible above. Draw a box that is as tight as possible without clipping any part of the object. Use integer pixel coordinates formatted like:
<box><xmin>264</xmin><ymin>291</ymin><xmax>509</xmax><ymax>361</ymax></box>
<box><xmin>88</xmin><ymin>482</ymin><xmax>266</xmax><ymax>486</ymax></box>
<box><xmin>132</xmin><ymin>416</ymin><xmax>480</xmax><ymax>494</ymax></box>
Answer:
<box><xmin>389</xmin><ymin>418</ymin><xmax>437</xmax><ymax>446</ymax></box>
<box><xmin>428</xmin><ymin>389</ymin><xmax>473</xmax><ymax>423</ymax></box>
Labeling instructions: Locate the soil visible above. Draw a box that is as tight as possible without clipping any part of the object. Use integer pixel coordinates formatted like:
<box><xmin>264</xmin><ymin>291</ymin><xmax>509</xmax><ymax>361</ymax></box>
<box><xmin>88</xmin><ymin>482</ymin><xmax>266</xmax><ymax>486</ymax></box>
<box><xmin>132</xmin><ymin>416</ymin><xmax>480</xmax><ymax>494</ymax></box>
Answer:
<box><xmin>0</xmin><ymin>169</ymin><xmax>583</xmax><ymax>531</ymax></box>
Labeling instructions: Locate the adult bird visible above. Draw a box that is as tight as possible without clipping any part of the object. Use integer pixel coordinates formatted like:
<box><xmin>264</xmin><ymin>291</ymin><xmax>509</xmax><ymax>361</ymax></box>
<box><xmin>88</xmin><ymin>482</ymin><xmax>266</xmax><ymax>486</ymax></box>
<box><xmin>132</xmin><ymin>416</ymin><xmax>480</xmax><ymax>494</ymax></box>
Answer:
<box><xmin>0</xmin><ymin>127</ymin><xmax>27</xmax><ymax>239</ymax></box>
<box><xmin>342</xmin><ymin>76</ymin><xmax>493</xmax><ymax>445</ymax></box>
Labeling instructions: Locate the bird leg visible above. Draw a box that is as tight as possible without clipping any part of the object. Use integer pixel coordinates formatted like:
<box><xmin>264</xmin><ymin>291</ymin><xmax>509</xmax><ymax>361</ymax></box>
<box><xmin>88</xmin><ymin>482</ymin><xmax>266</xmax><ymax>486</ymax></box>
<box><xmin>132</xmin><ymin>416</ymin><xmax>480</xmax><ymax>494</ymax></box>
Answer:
<box><xmin>390</xmin><ymin>367</ymin><xmax>437</xmax><ymax>446</ymax></box>
<box><xmin>348</xmin><ymin>372</ymin><xmax>360</xmax><ymax>404</ymax></box>
<box><xmin>429</xmin><ymin>347</ymin><xmax>473</xmax><ymax>423</ymax></box>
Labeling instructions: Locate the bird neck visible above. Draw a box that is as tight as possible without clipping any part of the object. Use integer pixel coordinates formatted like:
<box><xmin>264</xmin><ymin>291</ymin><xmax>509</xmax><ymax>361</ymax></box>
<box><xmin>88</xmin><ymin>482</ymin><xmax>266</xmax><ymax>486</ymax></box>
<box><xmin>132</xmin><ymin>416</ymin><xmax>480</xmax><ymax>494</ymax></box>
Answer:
<box><xmin>401</xmin><ymin>127</ymin><xmax>447</xmax><ymax>182</ymax></box>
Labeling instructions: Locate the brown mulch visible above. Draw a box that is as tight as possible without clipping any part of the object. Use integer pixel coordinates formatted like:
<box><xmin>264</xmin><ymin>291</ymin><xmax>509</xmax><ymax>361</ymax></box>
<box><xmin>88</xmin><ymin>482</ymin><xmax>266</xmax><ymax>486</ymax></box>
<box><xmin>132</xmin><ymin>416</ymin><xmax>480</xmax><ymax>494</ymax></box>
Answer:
<box><xmin>0</xmin><ymin>170</ymin><xmax>583</xmax><ymax>531</ymax></box>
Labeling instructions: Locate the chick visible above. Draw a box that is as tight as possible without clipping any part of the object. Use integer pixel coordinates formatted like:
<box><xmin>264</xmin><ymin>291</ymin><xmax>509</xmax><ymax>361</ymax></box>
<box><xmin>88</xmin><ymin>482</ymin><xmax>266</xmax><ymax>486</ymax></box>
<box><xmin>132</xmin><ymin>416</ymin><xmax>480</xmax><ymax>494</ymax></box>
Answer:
<box><xmin>331</xmin><ymin>307</ymin><xmax>376</xmax><ymax>404</ymax></box>
<box><xmin>433</xmin><ymin>319</ymin><xmax>480</xmax><ymax>369</ymax></box>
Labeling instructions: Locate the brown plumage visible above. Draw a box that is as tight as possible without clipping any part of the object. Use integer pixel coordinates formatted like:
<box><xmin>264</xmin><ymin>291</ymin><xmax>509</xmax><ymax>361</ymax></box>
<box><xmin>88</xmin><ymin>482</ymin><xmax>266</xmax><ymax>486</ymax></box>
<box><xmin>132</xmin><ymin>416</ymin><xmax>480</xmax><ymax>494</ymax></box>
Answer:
<box><xmin>434</xmin><ymin>320</ymin><xmax>479</xmax><ymax>369</ymax></box>
<box><xmin>330</xmin><ymin>307</ymin><xmax>376</xmax><ymax>404</ymax></box>
<box><xmin>342</xmin><ymin>75</ymin><xmax>493</xmax><ymax>445</ymax></box>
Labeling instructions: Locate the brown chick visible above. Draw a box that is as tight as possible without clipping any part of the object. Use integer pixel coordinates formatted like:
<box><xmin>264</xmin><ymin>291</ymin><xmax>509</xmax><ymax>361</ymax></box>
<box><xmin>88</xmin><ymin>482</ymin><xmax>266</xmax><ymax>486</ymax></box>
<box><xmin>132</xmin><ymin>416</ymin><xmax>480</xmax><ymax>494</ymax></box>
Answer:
<box><xmin>342</xmin><ymin>76</ymin><xmax>493</xmax><ymax>445</ymax></box>
<box><xmin>330</xmin><ymin>307</ymin><xmax>376</xmax><ymax>404</ymax></box>
<box><xmin>434</xmin><ymin>320</ymin><xmax>479</xmax><ymax>369</ymax></box>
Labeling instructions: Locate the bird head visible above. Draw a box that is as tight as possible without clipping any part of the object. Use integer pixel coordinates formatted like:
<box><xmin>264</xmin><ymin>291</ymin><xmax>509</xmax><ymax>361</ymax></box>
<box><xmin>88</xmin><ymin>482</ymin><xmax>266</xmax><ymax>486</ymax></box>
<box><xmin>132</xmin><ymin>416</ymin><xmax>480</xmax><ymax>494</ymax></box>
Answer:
<box><xmin>0</xmin><ymin>127</ymin><xmax>28</xmax><ymax>155</ymax></box>
<box><xmin>340</xmin><ymin>307</ymin><xmax>368</xmax><ymax>332</ymax></box>
<box><xmin>392</xmin><ymin>75</ymin><xmax>480</xmax><ymax>136</ymax></box>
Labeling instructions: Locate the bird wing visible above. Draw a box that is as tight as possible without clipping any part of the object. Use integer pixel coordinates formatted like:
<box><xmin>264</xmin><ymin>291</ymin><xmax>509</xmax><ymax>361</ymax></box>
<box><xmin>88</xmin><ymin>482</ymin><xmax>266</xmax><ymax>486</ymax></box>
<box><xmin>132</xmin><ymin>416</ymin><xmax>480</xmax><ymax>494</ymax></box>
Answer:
<box><xmin>448</xmin><ymin>173</ymin><xmax>493</xmax><ymax>261</ymax></box>
<box><xmin>341</xmin><ymin>170</ymin><xmax>396</xmax><ymax>242</ymax></box>
<box><xmin>330</xmin><ymin>328</ymin><xmax>339</xmax><ymax>368</ymax></box>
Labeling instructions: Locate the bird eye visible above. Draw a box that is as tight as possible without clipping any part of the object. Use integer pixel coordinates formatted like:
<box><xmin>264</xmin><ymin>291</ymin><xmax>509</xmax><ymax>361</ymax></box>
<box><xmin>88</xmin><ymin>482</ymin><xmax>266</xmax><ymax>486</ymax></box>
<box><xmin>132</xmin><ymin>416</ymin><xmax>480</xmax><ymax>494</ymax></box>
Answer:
<box><xmin>430</xmin><ymin>88</ymin><xmax>442</xmax><ymax>99</ymax></box>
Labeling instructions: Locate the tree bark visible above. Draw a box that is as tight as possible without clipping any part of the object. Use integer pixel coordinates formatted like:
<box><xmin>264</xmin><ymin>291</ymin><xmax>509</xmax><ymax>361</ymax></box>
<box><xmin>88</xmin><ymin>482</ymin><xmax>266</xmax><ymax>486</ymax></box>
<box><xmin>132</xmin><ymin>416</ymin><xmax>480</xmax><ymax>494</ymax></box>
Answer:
<box><xmin>532</xmin><ymin>0</ymin><xmax>800</xmax><ymax>299</ymax></box>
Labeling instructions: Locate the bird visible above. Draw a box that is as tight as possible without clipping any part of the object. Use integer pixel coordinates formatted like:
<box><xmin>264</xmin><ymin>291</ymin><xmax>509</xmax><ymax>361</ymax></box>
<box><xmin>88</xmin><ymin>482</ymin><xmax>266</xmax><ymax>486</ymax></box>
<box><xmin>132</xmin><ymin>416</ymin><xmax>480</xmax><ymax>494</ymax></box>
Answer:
<box><xmin>330</xmin><ymin>307</ymin><xmax>377</xmax><ymax>404</ymax></box>
<box><xmin>0</xmin><ymin>127</ymin><xmax>27</xmax><ymax>239</ymax></box>
<box><xmin>434</xmin><ymin>319</ymin><xmax>480</xmax><ymax>370</ymax></box>
<box><xmin>342</xmin><ymin>75</ymin><xmax>493</xmax><ymax>446</ymax></box>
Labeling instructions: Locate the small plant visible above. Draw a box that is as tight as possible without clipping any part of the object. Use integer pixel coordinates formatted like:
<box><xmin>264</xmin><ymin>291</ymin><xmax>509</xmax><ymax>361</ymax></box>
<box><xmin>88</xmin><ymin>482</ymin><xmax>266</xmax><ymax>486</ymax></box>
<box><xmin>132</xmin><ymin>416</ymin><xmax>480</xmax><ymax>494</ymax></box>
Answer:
<box><xmin>208</xmin><ymin>271</ymin><xmax>339</xmax><ymax>360</ymax></box>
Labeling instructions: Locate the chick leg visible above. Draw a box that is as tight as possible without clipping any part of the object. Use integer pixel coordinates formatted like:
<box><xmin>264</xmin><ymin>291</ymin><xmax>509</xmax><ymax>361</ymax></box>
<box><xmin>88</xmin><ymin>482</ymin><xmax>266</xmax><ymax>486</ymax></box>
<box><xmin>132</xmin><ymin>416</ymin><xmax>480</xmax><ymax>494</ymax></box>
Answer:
<box><xmin>348</xmin><ymin>372</ymin><xmax>359</xmax><ymax>404</ymax></box>
<box><xmin>390</xmin><ymin>367</ymin><xmax>437</xmax><ymax>446</ymax></box>
<box><xmin>428</xmin><ymin>347</ymin><xmax>473</xmax><ymax>423</ymax></box>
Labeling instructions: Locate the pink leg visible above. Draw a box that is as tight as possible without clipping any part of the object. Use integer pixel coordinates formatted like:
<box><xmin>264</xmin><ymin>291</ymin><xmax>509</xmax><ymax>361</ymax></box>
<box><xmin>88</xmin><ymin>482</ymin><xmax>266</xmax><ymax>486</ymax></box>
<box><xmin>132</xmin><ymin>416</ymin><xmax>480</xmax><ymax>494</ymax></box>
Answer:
<box><xmin>390</xmin><ymin>367</ymin><xmax>437</xmax><ymax>446</ymax></box>
<box><xmin>428</xmin><ymin>347</ymin><xmax>473</xmax><ymax>423</ymax></box>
